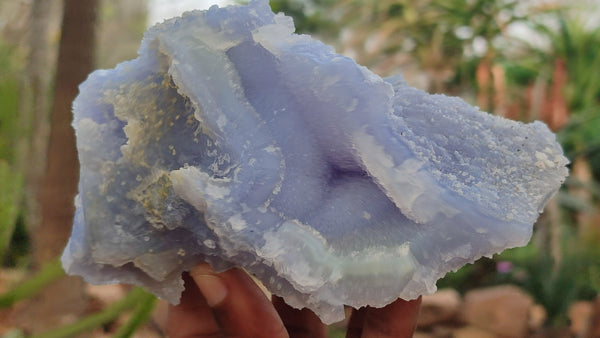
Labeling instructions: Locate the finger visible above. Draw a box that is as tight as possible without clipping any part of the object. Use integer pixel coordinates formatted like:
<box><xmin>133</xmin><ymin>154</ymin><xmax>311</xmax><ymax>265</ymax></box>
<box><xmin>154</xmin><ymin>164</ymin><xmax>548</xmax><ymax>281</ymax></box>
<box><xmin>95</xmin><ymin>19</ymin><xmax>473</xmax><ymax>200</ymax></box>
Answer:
<box><xmin>360</xmin><ymin>296</ymin><xmax>422</xmax><ymax>338</ymax></box>
<box><xmin>190</xmin><ymin>263</ymin><xmax>289</xmax><ymax>338</ymax></box>
<box><xmin>272</xmin><ymin>295</ymin><xmax>328</xmax><ymax>338</ymax></box>
<box><xmin>346</xmin><ymin>306</ymin><xmax>368</xmax><ymax>338</ymax></box>
<box><xmin>167</xmin><ymin>272</ymin><xmax>220</xmax><ymax>337</ymax></box>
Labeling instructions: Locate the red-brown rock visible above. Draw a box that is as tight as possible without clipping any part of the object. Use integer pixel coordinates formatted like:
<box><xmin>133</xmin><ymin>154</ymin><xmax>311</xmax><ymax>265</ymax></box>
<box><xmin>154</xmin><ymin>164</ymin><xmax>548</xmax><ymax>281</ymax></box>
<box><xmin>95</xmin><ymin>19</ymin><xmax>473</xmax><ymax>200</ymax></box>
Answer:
<box><xmin>460</xmin><ymin>285</ymin><xmax>533</xmax><ymax>338</ymax></box>
<box><xmin>417</xmin><ymin>288</ymin><xmax>462</xmax><ymax>327</ymax></box>
<box><xmin>569</xmin><ymin>300</ymin><xmax>593</xmax><ymax>336</ymax></box>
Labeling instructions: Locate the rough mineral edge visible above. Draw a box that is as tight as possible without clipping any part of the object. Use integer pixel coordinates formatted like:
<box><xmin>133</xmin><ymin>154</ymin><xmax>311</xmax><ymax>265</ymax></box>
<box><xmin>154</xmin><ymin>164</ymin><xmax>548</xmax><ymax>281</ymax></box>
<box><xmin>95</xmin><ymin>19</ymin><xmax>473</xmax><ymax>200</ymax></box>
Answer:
<box><xmin>62</xmin><ymin>0</ymin><xmax>569</xmax><ymax>324</ymax></box>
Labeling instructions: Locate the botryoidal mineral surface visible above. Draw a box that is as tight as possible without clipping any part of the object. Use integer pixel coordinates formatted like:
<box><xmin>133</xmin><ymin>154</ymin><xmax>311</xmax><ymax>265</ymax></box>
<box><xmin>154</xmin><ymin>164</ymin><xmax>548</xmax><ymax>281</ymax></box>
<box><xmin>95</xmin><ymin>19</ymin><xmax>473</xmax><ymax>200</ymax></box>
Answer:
<box><xmin>62</xmin><ymin>0</ymin><xmax>568</xmax><ymax>324</ymax></box>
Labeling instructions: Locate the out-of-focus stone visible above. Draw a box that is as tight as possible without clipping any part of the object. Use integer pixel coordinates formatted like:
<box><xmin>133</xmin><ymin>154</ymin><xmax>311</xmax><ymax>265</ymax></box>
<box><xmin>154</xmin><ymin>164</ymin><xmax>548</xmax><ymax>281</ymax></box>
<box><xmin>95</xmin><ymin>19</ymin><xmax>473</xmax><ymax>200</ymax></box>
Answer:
<box><xmin>452</xmin><ymin>325</ymin><xmax>496</xmax><ymax>338</ymax></box>
<box><xmin>572</xmin><ymin>297</ymin><xmax>600</xmax><ymax>338</ymax></box>
<box><xmin>418</xmin><ymin>288</ymin><xmax>462</xmax><ymax>327</ymax></box>
<box><xmin>569</xmin><ymin>300</ymin><xmax>593</xmax><ymax>337</ymax></box>
<box><xmin>461</xmin><ymin>285</ymin><xmax>533</xmax><ymax>338</ymax></box>
<box><xmin>528</xmin><ymin>304</ymin><xmax>547</xmax><ymax>331</ymax></box>
<box><xmin>85</xmin><ymin>283</ymin><xmax>127</xmax><ymax>306</ymax></box>
<box><xmin>431</xmin><ymin>325</ymin><xmax>458</xmax><ymax>337</ymax></box>
<box><xmin>0</xmin><ymin>269</ymin><xmax>25</xmax><ymax>294</ymax></box>
<box><xmin>590</xmin><ymin>297</ymin><xmax>600</xmax><ymax>338</ymax></box>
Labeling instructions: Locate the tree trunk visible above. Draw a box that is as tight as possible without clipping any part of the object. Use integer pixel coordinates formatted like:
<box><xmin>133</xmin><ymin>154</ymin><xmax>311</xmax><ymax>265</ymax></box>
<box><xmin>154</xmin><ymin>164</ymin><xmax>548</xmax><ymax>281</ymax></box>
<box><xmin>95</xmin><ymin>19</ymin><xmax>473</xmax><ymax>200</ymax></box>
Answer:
<box><xmin>36</xmin><ymin>0</ymin><xmax>98</xmax><ymax>270</ymax></box>
<box><xmin>13</xmin><ymin>0</ymin><xmax>99</xmax><ymax>332</ymax></box>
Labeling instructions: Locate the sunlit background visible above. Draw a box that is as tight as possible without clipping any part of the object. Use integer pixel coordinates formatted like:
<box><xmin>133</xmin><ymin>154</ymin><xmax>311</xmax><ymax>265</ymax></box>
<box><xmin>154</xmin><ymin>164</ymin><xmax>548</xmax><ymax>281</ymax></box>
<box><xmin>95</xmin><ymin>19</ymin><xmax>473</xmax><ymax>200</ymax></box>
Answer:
<box><xmin>148</xmin><ymin>0</ymin><xmax>233</xmax><ymax>25</ymax></box>
<box><xmin>1</xmin><ymin>0</ymin><xmax>599</xmax><ymax>337</ymax></box>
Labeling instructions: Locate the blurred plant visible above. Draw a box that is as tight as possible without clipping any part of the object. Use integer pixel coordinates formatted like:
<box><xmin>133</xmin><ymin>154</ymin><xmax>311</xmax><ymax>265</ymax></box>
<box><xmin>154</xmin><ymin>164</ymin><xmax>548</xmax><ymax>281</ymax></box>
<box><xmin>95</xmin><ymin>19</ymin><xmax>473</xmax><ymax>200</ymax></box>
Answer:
<box><xmin>267</xmin><ymin>0</ymin><xmax>338</xmax><ymax>35</ymax></box>
<box><xmin>508</xmin><ymin>6</ymin><xmax>600</xmax><ymax>152</ymax></box>
<box><xmin>0</xmin><ymin>258</ymin><xmax>157</xmax><ymax>337</ymax></box>
<box><xmin>532</xmin><ymin>11</ymin><xmax>600</xmax><ymax>113</ymax></box>
<box><xmin>439</xmin><ymin>226</ymin><xmax>600</xmax><ymax>327</ymax></box>
<box><xmin>330</xmin><ymin>0</ymin><xmax>532</xmax><ymax>97</ymax></box>
<box><xmin>498</xmin><ymin>235</ymin><xmax>600</xmax><ymax>327</ymax></box>
<box><xmin>0</xmin><ymin>41</ymin><xmax>25</xmax><ymax>265</ymax></box>
<box><xmin>0</xmin><ymin>162</ymin><xmax>24</xmax><ymax>264</ymax></box>
<box><xmin>0</xmin><ymin>259</ymin><xmax>64</xmax><ymax>309</ymax></box>
<box><xmin>523</xmin><ymin>8</ymin><xmax>600</xmax><ymax>244</ymax></box>
<box><xmin>0</xmin><ymin>1</ymin><xmax>159</xmax><ymax>336</ymax></box>
<box><xmin>33</xmin><ymin>288</ymin><xmax>156</xmax><ymax>338</ymax></box>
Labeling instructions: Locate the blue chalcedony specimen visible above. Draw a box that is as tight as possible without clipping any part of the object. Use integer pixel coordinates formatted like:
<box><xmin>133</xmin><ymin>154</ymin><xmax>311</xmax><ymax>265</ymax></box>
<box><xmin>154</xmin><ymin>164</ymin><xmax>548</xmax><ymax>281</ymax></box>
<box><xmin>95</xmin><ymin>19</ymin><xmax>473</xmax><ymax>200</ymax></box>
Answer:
<box><xmin>62</xmin><ymin>0</ymin><xmax>568</xmax><ymax>324</ymax></box>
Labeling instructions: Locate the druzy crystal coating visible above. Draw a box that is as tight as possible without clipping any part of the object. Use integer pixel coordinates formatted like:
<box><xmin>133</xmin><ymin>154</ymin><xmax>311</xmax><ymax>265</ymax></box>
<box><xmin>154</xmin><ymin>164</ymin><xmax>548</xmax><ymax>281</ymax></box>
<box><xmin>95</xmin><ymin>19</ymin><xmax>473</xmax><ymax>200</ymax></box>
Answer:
<box><xmin>62</xmin><ymin>0</ymin><xmax>568</xmax><ymax>324</ymax></box>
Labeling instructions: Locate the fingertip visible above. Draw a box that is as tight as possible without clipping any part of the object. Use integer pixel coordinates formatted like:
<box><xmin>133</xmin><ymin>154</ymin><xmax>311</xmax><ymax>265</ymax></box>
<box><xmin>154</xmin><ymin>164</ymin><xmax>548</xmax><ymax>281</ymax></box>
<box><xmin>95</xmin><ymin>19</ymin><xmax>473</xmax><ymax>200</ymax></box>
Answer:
<box><xmin>189</xmin><ymin>264</ymin><xmax>288</xmax><ymax>338</ymax></box>
<box><xmin>190</xmin><ymin>263</ymin><xmax>228</xmax><ymax>307</ymax></box>
<box><xmin>346</xmin><ymin>306</ymin><xmax>367</xmax><ymax>338</ymax></box>
<box><xmin>216</xmin><ymin>268</ymin><xmax>288</xmax><ymax>338</ymax></box>
<box><xmin>361</xmin><ymin>296</ymin><xmax>422</xmax><ymax>338</ymax></box>
<box><xmin>167</xmin><ymin>272</ymin><xmax>220</xmax><ymax>337</ymax></box>
<box><xmin>272</xmin><ymin>295</ymin><xmax>327</xmax><ymax>338</ymax></box>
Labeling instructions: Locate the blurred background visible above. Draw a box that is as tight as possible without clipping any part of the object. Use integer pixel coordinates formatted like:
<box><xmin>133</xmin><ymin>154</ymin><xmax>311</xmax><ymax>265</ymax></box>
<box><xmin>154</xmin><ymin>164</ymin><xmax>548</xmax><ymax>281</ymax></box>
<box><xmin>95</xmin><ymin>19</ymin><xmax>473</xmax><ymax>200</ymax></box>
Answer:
<box><xmin>0</xmin><ymin>0</ymin><xmax>599</xmax><ymax>336</ymax></box>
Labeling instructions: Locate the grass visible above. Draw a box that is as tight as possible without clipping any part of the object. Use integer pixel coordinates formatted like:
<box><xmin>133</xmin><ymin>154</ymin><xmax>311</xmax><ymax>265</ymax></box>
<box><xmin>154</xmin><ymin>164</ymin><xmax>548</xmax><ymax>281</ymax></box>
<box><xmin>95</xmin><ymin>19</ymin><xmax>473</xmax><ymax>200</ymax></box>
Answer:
<box><xmin>0</xmin><ymin>41</ymin><xmax>24</xmax><ymax>265</ymax></box>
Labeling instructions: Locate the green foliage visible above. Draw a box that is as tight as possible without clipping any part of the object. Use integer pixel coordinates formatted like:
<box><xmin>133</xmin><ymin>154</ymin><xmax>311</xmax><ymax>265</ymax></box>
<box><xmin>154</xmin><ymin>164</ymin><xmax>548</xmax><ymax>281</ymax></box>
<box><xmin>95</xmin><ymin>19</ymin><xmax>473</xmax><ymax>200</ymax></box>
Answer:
<box><xmin>529</xmin><ymin>12</ymin><xmax>600</xmax><ymax>112</ymax></box>
<box><xmin>439</xmin><ymin>231</ymin><xmax>600</xmax><ymax>327</ymax></box>
<box><xmin>0</xmin><ymin>82</ymin><xmax>18</xmax><ymax>161</ymax></box>
<box><xmin>1</xmin><ymin>329</ymin><xmax>25</xmax><ymax>338</ymax></box>
<box><xmin>0</xmin><ymin>258</ymin><xmax>64</xmax><ymax>309</ymax></box>
<box><xmin>503</xmin><ymin>60</ymin><xmax>541</xmax><ymax>87</ymax></box>
<box><xmin>2</xmin><ymin>216</ymin><xmax>30</xmax><ymax>267</ymax></box>
<box><xmin>0</xmin><ymin>40</ymin><xmax>24</xmax><ymax>264</ymax></box>
<box><xmin>269</xmin><ymin>0</ymin><xmax>338</xmax><ymax>34</ymax></box>
<box><xmin>560</xmin><ymin>108</ymin><xmax>600</xmax><ymax>178</ymax></box>
<box><xmin>0</xmin><ymin>161</ymin><xmax>23</xmax><ymax>263</ymax></box>
<box><xmin>30</xmin><ymin>287</ymin><xmax>156</xmax><ymax>338</ymax></box>
<box><xmin>437</xmin><ymin>258</ymin><xmax>496</xmax><ymax>294</ymax></box>
<box><xmin>534</xmin><ymin>13</ymin><xmax>600</xmax><ymax>179</ymax></box>
<box><xmin>113</xmin><ymin>291</ymin><xmax>157</xmax><ymax>338</ymax></box>
<box><xmin>0</xmin><ymin>256</ymin><xmax>156</xmax><ymax>337</ymax></box>
<box><xmin>498</xmin><ymin>243</ymin><xmax>600</xmax><ymax>326</ymax></box>
<box><xmin>328</xmin><ymin>326</ymin><xmax>346</xmax><ymax>338</ymax></box>
<box><xmin>237</xmin><ymin>0</ymin><xmax>338</xmax><ymax>35</ymax></box>
<box><xmin>0</xmin><ymin>40</ymin><xmax>22</xmax><ymax>162</ymax></box>
<box><xmin>0</xmin><ymin>51</ymin><xmax>18</xmax><ymax>160</ymax></box>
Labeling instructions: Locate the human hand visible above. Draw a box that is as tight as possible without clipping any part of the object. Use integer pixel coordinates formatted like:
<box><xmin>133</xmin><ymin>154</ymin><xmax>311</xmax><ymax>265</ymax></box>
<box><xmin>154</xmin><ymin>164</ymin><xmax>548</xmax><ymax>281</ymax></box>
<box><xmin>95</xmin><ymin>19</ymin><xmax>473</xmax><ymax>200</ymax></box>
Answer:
<box><xmin>167</xmin><ymin>263</ymin><xmax>421</xmax><ymax>338</ymax></box>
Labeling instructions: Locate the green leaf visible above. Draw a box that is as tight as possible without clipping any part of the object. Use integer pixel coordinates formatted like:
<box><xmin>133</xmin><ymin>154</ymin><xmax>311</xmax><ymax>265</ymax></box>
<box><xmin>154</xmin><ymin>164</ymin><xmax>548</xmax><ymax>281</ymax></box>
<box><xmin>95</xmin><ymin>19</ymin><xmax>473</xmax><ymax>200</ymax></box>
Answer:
<box><xmin>32</xmin><ymin>287</ymin><xmax>150</xmax><ymax>338</ymax></box>
<box><xmin>113</xmin><ymin>291</ymin><xmax>157</xmax><ymax>338</ymax></box>
<box><xmin>0</xmin><ymin>257</ymin><xmax>64</xmax><ymax>309</ymax></box>
<box><xmin>0</xmin><ymin>160</ymin><xmax>23</xmax><ymax>262</ymax></box>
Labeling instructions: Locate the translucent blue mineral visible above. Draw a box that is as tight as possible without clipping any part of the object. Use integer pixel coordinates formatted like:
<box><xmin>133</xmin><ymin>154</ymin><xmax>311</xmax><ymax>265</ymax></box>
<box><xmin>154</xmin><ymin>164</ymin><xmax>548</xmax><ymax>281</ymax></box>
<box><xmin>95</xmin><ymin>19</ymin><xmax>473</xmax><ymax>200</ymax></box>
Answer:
<box><xmin>62</xmin><ymin>0</ymin><xmax>569</xmax><ymax>323</ymax></box>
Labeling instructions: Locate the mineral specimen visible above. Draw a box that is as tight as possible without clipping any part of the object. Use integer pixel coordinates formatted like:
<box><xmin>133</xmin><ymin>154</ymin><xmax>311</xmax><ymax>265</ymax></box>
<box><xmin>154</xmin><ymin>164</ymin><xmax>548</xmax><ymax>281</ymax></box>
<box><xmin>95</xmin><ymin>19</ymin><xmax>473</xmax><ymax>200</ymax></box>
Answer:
<box><xmin>62</xmin><ymin>0</ymin><xmax>569</xmax><ymax>324</ymax></box>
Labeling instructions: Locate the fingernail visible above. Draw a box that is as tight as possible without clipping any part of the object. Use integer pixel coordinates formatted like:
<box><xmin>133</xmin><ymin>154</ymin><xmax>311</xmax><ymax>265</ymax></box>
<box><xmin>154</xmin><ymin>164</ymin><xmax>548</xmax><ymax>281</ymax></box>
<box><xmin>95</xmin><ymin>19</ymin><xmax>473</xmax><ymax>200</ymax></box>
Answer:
<box><xmin>190</xmin><ymin>264</ymin><xmax>228</xmax><ymax>307</ymax></box>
